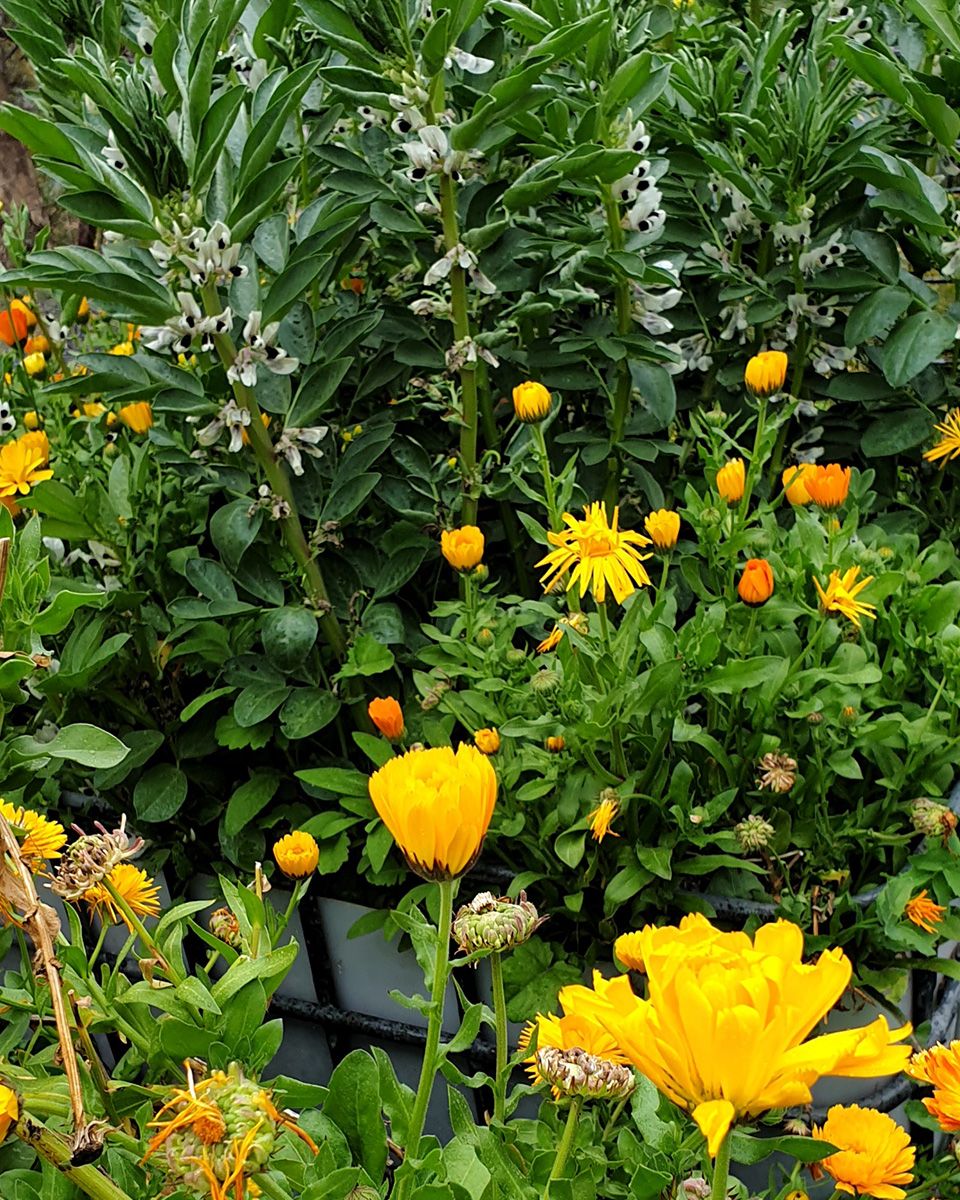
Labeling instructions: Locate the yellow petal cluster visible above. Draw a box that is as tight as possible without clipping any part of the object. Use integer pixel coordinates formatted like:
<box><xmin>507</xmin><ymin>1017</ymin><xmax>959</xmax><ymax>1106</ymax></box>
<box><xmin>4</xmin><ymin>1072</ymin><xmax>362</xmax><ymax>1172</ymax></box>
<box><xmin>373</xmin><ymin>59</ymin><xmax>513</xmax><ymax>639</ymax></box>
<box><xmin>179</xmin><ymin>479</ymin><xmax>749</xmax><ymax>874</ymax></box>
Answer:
<box><xmin>441</xmin><ymin>526</ymin><xmax>484</xmax><ymax>571</ymax></box>
<box><xmin>83</xmin><ymin>863</ymin><xmax>161</xmax><ymax>930</ymax></box>
<box><xmin>814</xmin><ymin>1104</ymin><xmax>915</xmax><ymax>1200</ymax></box>
<box><xmin>578</xmin><ymin>914</ymin><xmax>911</xmax><ymax>1156</ymax></box>
<box><xmin>537</xmin><ymin>502</ymin><xmax>652</xmax><ymax>605</ymax></box>
<box><xmin>0</xmin><ymin>1084</ymin><xmax>17</xmax><ymax>1143</ymax></box>
<box><xmin>512</xmin><ymin>380</ymin><xmax>552</xmax><ymax>423</ymax></box>
<box><xmin>0</xmin><ymin>799</ymin><xmax>67</xmax><ymax>864</ymax></box>
<box><xmin>368</xmin><ymin>745</ymin><xmax>497</xmax><ymax>880</ymax></box>
<box><xmin>273</xmin><ymin>831</ymin><xmax>320</xmax><ymax>879</ymax></box>
<box><xmin>814</xmin><ymin>566</ymin><xmax>876</xmax><ymax>628</ymax></box>
<box><xmin>714</xmin><ymin>458</ymin><xmax>745</xmax><ymax>504</ymax></box>
<box><xmin>644</xmin><ymin>508</ymin><xmax>680</xmax><ymax>550</ymax></box>
<box><xmin>908</xmin><ymin>1040</ymin><xmax>960</xmax><ymax>1132</ymax></box>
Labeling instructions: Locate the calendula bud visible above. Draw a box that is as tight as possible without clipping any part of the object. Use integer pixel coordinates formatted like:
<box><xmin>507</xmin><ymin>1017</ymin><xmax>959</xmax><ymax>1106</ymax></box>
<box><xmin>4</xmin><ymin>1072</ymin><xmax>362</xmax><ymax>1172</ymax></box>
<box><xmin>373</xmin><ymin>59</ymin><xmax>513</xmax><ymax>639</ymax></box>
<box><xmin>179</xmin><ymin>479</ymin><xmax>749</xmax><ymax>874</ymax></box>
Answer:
<box><xmin>545</xmin><ymin>736</ymin><xmax>565</xmax><ymax>752</ymax></box>
<box><xmin>840</xmin><ymin>705</ymin><xmax>857</xmax><ymax>724</ymax></box>
<box><xmin>209</xmin><ymin>906</ymin><xmax>242</xmax><ymax>949</ymax></box>
<box><xmin>807</xmin><ymin>712</ymin><xmax>823</xmax><ymax>725</ymax></box>
<box><xmin>735</xmin><ymin>814</ymin><xmax>775</xmax><ymax>852</ymax></box>
<box><xmin>452</xmin><ymin>890</ymin><xmax>545</xmax><ymax>953</ymax></box>
<box><xmin>505</xmin><ymin>648</ymin><xmax>527</xmax><ymax>665</ymax></box>
<box><xmin>530</xmin><ymin>669</ymin><xmax>560</xmax><ymax>694</ymax></box>
<box><xmin>910</xmin><ymin>797</ymin><xmax>958</xmax><ymax>842</ymax></box>
<box><xmin>346</xmin><ymin>1188</ymin><xmax>381</xmax><ymax>1200</ymax></box>
<box><xmin>476</xmin><ymin>628</ymin><xmax>494</xmax><ymax>648</ymax></box>
<box><xmin>535</xmin><ymin>1047</ymin><xmax>635</xmax><ymax>1101</ymax></box>
<box><xmin>756</xmin><ymin>752</ymin><xmax>797</xmax><ymax>793</ymax></box>
<box><xmin>473</xmin><ymin>563</ymin><xmax>489</xmax><ymax>583</ymax></box>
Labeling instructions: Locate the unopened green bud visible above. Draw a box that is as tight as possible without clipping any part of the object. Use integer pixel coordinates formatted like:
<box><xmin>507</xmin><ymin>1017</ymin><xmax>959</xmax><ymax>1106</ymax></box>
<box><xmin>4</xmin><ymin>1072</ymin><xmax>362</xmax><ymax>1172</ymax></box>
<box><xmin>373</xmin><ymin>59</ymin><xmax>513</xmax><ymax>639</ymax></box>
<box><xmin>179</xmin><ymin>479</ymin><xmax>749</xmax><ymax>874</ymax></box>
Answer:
<box><xmin>735</xmin><ymin>814</ymin><xmax>775</xmax><ymax>852</ymax></box>
<box><xmin>505</xmin><ymin>648</ymin><xmax>527</xmax><ymax>665</ymax></box>
<box><xmin>473</xmin><ymin>563</ymin><xmax>489</xmax><ymax>583</ymax></box>
<box><xmin>476</xmin><ymin>628</ymin><xmax>495</xmax><ymax>648</ymax></box>
<box><xmin>530</xmin><ymin>669</ymin><xmax>561</xmax><ymax>694</ymax></box>
<box><xmin>452</xmin><ymin>890</ymin><xmax>545</xmax><ymax>953</ymax></box>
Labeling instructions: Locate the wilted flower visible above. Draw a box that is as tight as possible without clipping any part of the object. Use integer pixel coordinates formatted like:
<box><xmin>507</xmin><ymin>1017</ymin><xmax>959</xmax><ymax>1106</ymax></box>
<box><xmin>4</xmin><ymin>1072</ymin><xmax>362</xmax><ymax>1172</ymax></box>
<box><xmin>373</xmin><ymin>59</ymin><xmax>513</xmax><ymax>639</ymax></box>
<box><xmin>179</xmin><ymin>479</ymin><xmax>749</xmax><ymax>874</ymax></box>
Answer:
<box><xmin>756</xmin><ymin>752</ymin><xmax>797</xmax><ymax>793</ymax></box>
<box><xmin>274</xmin><ymin>426</ymin><xmax>327</xmax><ymax>475</ymax></box>
<box><xmin>452</xmin><ymin>890</ymin><xmax>544</xmax><ymax>953</ymax></box>
<box><xmin>520</xmin><ymin>1001</ymin><xmax>634</xmax><ymax>1101</ymax></box>
<box><xmin>735</xmin><ymin>814</ymin><xmax>775</xmax><ymax>852</ymax></box>
<box><xmin>51</xmin><ymin>817</ymin><xmax>144</xmax><ymax>901</ymax></box>
<box><xmin>209</xmin><ymin>907</ymin><xmax>242</xmax><ymax>949</ymax></box>
<box><xmin>813</xmin><ymin>1105</ymin><xmax>914</xmax><ymax>1200</ymax></box>
<box><xmin>910</xmin><ymin>797</ymin><xmax>958</xmax><ymax>842</ymax></box>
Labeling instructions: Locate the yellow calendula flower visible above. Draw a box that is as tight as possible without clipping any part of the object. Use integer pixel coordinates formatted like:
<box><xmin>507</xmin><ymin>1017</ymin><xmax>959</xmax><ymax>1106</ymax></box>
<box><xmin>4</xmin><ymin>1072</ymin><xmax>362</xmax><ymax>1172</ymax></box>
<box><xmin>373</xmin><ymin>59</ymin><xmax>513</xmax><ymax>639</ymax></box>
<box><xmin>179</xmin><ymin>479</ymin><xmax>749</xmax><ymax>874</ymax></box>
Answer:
<box><xmin>23</xmin><ymin>411</ymin><xmax>41</xmax><ymax>430</ymax></box>
<box><xmin>805</xmin><ymin>463</ymin><xmax>851</xmax><ymax>510</ymax></box>
<box><xmin>714</xmin><ymin>458</ymin><xmax>745</xmax><ymax>504</ymax></box>
<box><xmin>587</xmin><ymin>792</ymin><xmax>620</xmax><ymax>841</ymax></box>
<box><xmin>0</xmin><ymin>799</ymin><xmax>67</xmax><ymax>864</ymax></box>
<box><xmin>908</xmin><ymin>1040</ymin><xmax>960</xmax><ymax>1132</ymax></box>
<box><xmin>814</xmin><ymin>566</ymin><xmax>876</xmax><ymax>628</ymax></box>
<box><xmin>536</xmin><ymin>612</ymin><xmax>588</xmax><ymax>653</ymax></box>
<box><xmin>273</xmin><ymin>831</ymin><xmax>320</xmax><ymax>879</ymax></box>
<box><xmin>118</xmin><ymin>401</ymin><xmax>153</xmax><ymax>434</ymax></box>
<box><xmin>83</xmin><ymin>863</ymin><xmax>161</xmax><ymax>930</ymax></box>
<box><xmin>474</xmin><ymin>727</ymin><xmax>500</xmax><ymax>755</ymax></box>
<box><xmin>441</xmin><ymin>525</ymin><xmax>484</xmax><ymax>571</ymax></box>
<box><xmin>0</xmin><ymin>1085</ymin><xmax>17</xmax><ymax>1143</ymax></box>
<box><xmin>923</xmin><ymin>407</ymin><xmax>960</xmax><ymax>467</ymax></box>
<box><xmin>109</xmin><ymin>341</ymin><xmax>135</xmax><ymax>356</ymax></box>
<box><xmin>512</xmin><ymin>380</ymin><xmax>552</xmax><ymax>423</ymax></box>
<box><xmin>538</xmin><ymin>502</ymin><xmax>652</xmax><ymax>605</ymax></box>
<box><xmin>18</xmin><ymin>430</ymin><xmax>49</xmax><ymax>467</ymax></box>
<box><xmin>583</xmin><ymin>913</ymin><xmax>911</xmax><ymax>1157</ymax></box>
<box><xmin>22</xmin><ymin>352</ymin><xmax>46</xmax><ymax>378</ymax></box>
<box><xmin>368</xmin><ymin>745</ymin><xmax>497</xmax><ymax>880</ymax></box>
<box><xmin>904</xmin><ymin>889</ymin><xmax>945</xmax><ymax>935</ymax></box>
<box><xmin>813</xmin><ymin>1105</ymin><xmax>915</xmax><ymax>1200</ymax></box>
<box><xmin>0</xmin><ymin>440</ymin><xmax>53</xmax><ymax>498</ymax></box>
<box><xmin>782</xmin><ymin>463</ymin><xmax>813</xmax><ymax>505</ymax></box>
<box><xmin>744</xmin><ymin>350</ymin><xmax>788</xmax><ymax>398</ymax></box>
<box><xmin>644</xmin><ymin>509</ymin><xmax>680</xmax><ymax>550</ymax></box>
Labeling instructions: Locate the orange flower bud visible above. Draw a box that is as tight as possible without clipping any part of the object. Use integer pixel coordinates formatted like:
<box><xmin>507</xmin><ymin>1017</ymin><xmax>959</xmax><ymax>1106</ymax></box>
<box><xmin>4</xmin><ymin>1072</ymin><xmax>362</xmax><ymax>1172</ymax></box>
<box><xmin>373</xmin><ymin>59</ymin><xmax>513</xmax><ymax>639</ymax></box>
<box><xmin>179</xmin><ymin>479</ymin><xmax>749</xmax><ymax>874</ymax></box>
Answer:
<box><xmin>474</xmin><ymin>728</ymin><xmax>500</xmax><ymax>755</ymax></box>
<box><xmin>368</xmin><ymin>696</ymin><xmax>405</xmax><ymax>740</ymax></box>
<box><xmin>738</xmin><ymin>558</ymin><xmax>774</xmax><ymax>606</ymax></box>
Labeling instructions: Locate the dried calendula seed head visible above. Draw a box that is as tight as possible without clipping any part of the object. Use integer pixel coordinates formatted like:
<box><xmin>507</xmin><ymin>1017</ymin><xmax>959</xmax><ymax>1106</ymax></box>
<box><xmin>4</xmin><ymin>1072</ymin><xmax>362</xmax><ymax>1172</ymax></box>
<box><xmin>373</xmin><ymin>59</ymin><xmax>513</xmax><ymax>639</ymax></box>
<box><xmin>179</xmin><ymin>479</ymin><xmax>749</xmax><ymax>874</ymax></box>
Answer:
<box><xmin>209</xmin><ymin>907</ymin><xmax>242</xmax><ymax>949</ymax></box>
<box><xmin>50</xmin><ymin>817</ymin><xmax>144</xmax><ymax>901</ymax></box>
<box><xmin>756</xmin><ymin>752</ymin><xmax>797</xmax><ymax>793</ymax></box>
<box><xmin>452</xmin><ymin>890</ymin><xmax>545</xmax><ymax>953</ymax></box>
<box><xmin>735</xmin><ymin>814</ymin><xmax>775</xmax><ymax>852</ymax></box>
<box><xmin>530</xmin><ymin>669</ymin><xmax>561</xmax><ymax>694</ymax></box>
<box><xmin>535</xmin><ymin>1046</ymin><xmax>635</xmax><ymax>1101</ymax></box>
<box><xmin>910</xmin><ymin>797</ymin><xmax>958</xmax><ymax>842</ymax></box>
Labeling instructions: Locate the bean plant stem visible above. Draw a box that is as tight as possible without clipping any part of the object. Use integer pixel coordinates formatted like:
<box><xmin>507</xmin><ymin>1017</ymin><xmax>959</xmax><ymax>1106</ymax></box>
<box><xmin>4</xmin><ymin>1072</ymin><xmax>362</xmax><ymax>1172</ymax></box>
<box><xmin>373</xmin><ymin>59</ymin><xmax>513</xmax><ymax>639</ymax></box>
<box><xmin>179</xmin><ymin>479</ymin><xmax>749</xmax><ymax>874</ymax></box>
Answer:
<box><xmin>601</xmin><ymin>188</ymin><xmax>632</xmax><ymax>510</ymax></box>
<box><xmin>710</xmin><ymin>1133</ymin><xmax>732</xmax><ymax>1200</ymax></box>
<box><xmin>15</xmin><ymin>1116</ymin><xmax>135</xmax><ymax>1200</ymax></box>
<box><xmin>490</xmin><ymin>951</ymin><xmax>509</xmax><ymax>1124</ymax></box>
<box><xmin>544</xmin><ymin>1096</ymin><xmax>584</xmax><ymax>1197</ymax></box>
<box><xmin>198</xmin><ymin>281</ymin><xmax>347</xmax><ymax>661</ymax></box>
<box><xmin>396</xmin><ymin>879</ymin><xmax>456</xmax><ymax>1200</ymax></box>
<box><xmin>438</xmin><ymin>173</ymin><xmax>481</xmax><ymax>525</ymax></box>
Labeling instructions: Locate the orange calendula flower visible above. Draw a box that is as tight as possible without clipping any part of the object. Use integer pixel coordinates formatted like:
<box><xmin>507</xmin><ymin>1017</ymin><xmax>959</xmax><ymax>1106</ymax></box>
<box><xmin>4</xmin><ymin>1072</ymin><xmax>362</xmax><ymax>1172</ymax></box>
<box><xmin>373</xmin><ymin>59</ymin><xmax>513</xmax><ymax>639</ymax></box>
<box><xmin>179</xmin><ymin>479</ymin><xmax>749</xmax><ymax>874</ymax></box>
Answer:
<box><xmin>782</xmin><ymin>463</ymin><xmax>813</xmax><ymax>505</ymax></box>
<box><xmin>813</xmin><ymin>1105</ymin><xmax>915</xmax><ymax>1200</ymax></box>
<box><xmin>0</xmin><ymin>299</ymin><xmax>34</xmax><ymax>346</ymax></box>
<box><xmin>273</xmin><ymin>831</ymin><xmax>320</xmax><ymax>879</ymax></box>
<box><xmin>441</xmin><ymin>525</ymin><xmax>484</xmax><ymax>571</ymax></box>
<box><xmin>738</xmin><ymin>558</ymin><xmax>774</xmax><ymax>606</ymax></box>
<box><xmin>368</xmin><ymin>697</ymin><xmax>404</xmax><ymax>740</ymax></box>
<box><xmin>744</xmin><ymin>350</ymin><xmax>788</xmax><ymax>398</ymax></box>
<box><xmin>923</xmin><ymin>407</ymin><xmax>960</xmax><ymax>467</ymax></box>
<box><xmin>537</xmin><ymin>612</ymin><xmax>588</xmax><ymax>653</ymax></box>
<box><xmin>545</xmin><ymin>736</ymin><xmax>565</xmax><ymax>752</ymax></box>
<box><xmin>805</xmin><ymin>463</ymin><xmax>851</xmax><ymax>510</ymax></box>
<box><xmin>0</xmin><ymin>799</ymin><xmax>67</xmax><ymax>865</ymax></box>
<box><xmin>474</xmin><ymin>727</ymin><xmax>500</xmax><ymax>755</ymax></box>
<box><xmin>907</xmin><ymin>1040</ymin><xmax>960</xmax><ymax>1132</ymax></box>
<box><xmin>588</xmin><ymin>793</ymin><xmax>620</xmax><ymax>841</ymax></box>
<box><xmin>512</xmin><ymin>380</ymin><xmax>552</xmax><ymax>423</ymax></box>
<box><xmin>644</xmin><ymin>509</ymin><xmax>680</xmax><ymax>550</ymax></box>
<box><xmin>814</xmin><ymin>566</ymin><xmax>876</xmax><ymax>628</ymax></box>
<box><xmin>118</xmin><ymin>402</ymin><xmax>153</xmax><ymax>434</ymax></box>
<box><xmin>715</xmin><ymin>458</ymin><xmax>745</xmax><ymax>504</ymax></box>
<box><xmin>83</xmin><ymin>863</ymin><xmax>161</xmax><ymax>930</ymax></box>
<box><xmin>904</xmin><ymin>889</ymin><xmax>945</xmax><ymax>935</ymax></box>
<box><xmin>0</xmin><ymin>439</ymin><xmax>53</xmax><ymax>498</ymax></box>
<box><xmin>537</xmin><ymin>502</ymin><xmax>652</xmax><ymax>605</ymax></box>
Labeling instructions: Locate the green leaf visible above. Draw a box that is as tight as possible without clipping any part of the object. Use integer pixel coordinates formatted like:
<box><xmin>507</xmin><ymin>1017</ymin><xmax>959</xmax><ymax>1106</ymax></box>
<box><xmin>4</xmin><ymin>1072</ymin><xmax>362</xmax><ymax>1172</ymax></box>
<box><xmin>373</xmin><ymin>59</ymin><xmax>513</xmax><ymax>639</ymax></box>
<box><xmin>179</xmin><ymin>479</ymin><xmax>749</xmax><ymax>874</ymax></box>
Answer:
<box><xmin>225</xmin><ymin>770</ymin><xmax>281</xmax><ymax>837</ymax></box>
<box><xmin>702</xmin><ymin>656</ymin><xmax>784</xmax><ymax>694</ymax></box>
<box><xmin>295</xmin><ymin>766</ymin><xmax>369</xmax><ymax>797</ymax></box>
<box><xmin>903</xmin><ymin>0</ymin><xmax>960</xmax><ymax>55</ymax></box>
<box><xmin>280</xmin><ymin>688</ymin><xmax>342</xmax><ymax>739</ymax></box>
<box><xmin>334</xmin><ymin>633</ymin><xmax>395</xmax><ymax>680</ymax></box>
<box><xmin>33</xmin><ymin>587</ymin><xmax>107</xmax><ymax>635</ymax></box>
<box><xmin>234</xmin><ymin>683</ymin><xmax>291</xmax><ymax>727</ymax></box>
<box><xmin>260</xmin><ymin>607</ymin><xmax>318</xmax><ymax>669</ymax></box>
<box><xmin>860</xmin><ymin>409</ymin><xmax>932</xmax><ymax>456</ymax></box>
<box><xmin>134</xmin><ymin>763</ymin><xmax>189</xmax><ymax>821</ymax></box>
<box><xmin>882</xmin><ymin>310</ymin><xmax>957</xmax><ymax>387</ymax></box>
<box><xmin>844</xmin><ymin>286</ymin><xmax>913</xmax><ymax>346</ymax></box>
<box><xmin>210</xmin><ymin>500</ymin><xmax>262</xmax><ymax>570</ymax></box>
<box><xmin>729</xmin><ymin>1132</ymin><xmax>837</xmax><ymax>1165</ymax></box>
<box><xmin>39</xmin><ymin>722</ymin><xmax>129</xmax><ymax>768</ymax></box>
<box><xmin>322</xmin><ymin>1050</ymin><xmax>387</xmax><ymax>1180</ymax></box>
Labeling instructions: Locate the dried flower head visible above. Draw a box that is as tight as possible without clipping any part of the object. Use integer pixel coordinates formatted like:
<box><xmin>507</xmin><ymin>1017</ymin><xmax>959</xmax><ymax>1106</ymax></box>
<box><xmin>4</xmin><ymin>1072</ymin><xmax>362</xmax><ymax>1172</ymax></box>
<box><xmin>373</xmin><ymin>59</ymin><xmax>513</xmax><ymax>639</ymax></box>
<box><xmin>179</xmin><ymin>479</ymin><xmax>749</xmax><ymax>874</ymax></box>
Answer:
<box><xmin>756</xmin><ymin>752</ymin><xmax>797</xmax><ymax>793</ymax></box>
<box><xmin>452</xmin><ymin>890</ymin><xmax>545</xmax><ymax>953</ymax></box>
<box><xmin>50</xmin><ymin>817</ymin><xmax>144</xmax><ymax>901</ymax></box>
<box><xmin>735</xmin><ymin>814</ymin><xmax>775</xmax><ymax>852</ymax></box>
<box><xmin>534</xmin><ymin>1045</ymin><xmax>636</xmax><ymax>1101</ymax></box>
<box><xmin>910</xmin><ymin>798</ymin><xmax>958</xmax><ymax>843</ymax></box>
<box><xmin>209</xmin><ymin>907</ymin><xmax>242</xmax><ymax>949</ymax></box>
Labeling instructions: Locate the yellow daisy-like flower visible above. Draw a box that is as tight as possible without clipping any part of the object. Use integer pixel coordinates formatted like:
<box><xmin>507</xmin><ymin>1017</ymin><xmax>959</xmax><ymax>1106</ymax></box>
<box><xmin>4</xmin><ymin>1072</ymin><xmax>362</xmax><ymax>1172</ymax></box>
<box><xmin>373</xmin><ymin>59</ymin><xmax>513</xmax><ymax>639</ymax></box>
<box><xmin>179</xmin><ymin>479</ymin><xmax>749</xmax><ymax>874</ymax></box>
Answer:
<box><xmin>368</xmin><ymin>745</ymin><xmax>497</xmax><ymax>881</ymax></box>
<box><xmin>474</xmin><ymin>728</ymin><xmax>500</xmax><ymax>755</ymax></box>
<box><xmin>744</xmin><ymin>350</ymin><xmax>788</xmax><ymax>398</ymax></box>
<box><xmin>512</xmin><ymin>380</ymin><xmax>552</xmax><ymax>423</ymax></box>
<box><xmin>813</xmin><ymin>567</ymin><xmax>877</xmax><ymax>628</ymax></box>
<box><xmin>0</xmin><ymin>799</ymin><xmax>67</xmax><ymax>864</ymax></box>
<box><xmin>907</xmin><ymin>1040</ymin><xmax>960</xmax><ymax>1132</ymax></box>
<box><xmin>0</xmin><ymin>1084</ymin><xmax>17</xmax><ymax>1143</ymax></box>
<box><xmin>813</xmin><ymin>1104</ymin><xmax>915</xmax><ymax>1200</ymax></box>
<box><xmin>904</xmin><ymin>889</ymin><xmax>945</xmax><ymax>935</ymax></box>
<box><xmin>0</xmin><ymin>439</ymin><xmax>53</xmax><ymax>498</ymax></box>
<box><xmin>582</xmin><ymin>913</ymin><xmax>911</xmax><ymax>1157</ymax></box>
<box><xmin>536</xmin><ymin>612</ymin><xmax>589</xmax><ymax>653</ymax></box>
<box><xmin>644</xmin><ymin>509</ymin><xmax>680</xmax><ymax>550</ymax></box>
<box><xmin>83</xmin><ymin>863</ymin><xmax>161</xmax><ymax>930</ymax></box>
<box><xmin>923</xmin><ymin>407</ymin><xmax>960</xmax><ymax>467</ymax></box>
<box><xmin>782</xmin><ymin>463</ymin><xmax>813</xmax><ymax>505</ymax></box>
<box><xmin>587</xmin><ymin>793</ymin><xmax>620</xmax><ymax>841</ymax></box>
<box><xmin>118</xmin><ymin>401</ymin><xmax>153</xmax><ymax>434</ymax></box>
<box><xmin>714</xmin><ymin>458</ymin><xmax>745</xmax><ymax>504</ymax></box>
<box><xmin>537</xmin><ymin>502</ymin><xmax>652</xmax><ymax>605</ymax></box>
<box><xmin>441</xmin><ymin>526</ymin><xmax>484</xmax><ymax>571</ymax></box>
<box><xmin>273</xmin><ymin>831</ymin><xmax>320</xmax><ymax>879</ymax></box>
<box><xmin>18</xmin><ymin>430</ymin><xmax>49</xmax><ymax>467</ymax></box>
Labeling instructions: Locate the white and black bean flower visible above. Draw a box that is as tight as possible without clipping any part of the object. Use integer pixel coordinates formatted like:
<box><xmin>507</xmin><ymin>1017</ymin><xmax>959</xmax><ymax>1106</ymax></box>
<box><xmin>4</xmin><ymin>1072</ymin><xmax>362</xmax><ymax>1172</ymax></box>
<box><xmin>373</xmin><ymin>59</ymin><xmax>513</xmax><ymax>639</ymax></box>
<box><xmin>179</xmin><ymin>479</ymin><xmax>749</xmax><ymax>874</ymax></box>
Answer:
<box><xmin>100</xmin><ymin>131</ymin><xmax>126</xmax><ymax>172</ymax></box>
<box><xmin>275</xmin><ymin>426</ymin><xmax>328</xmax><ymax>476</ymax></box>
<box><xmin>799</xmin><ymin>240</ymin><xmax>847</xmax><ymax>275</ymax></box>
<box><xmin>196</xmin><ymin>400</ymin><xmax>252</xmax><ymax>454</ymax></box>
<box><xmin>445</xmin><ymin>47</ymin><xmax>495</xmax><ymax>74</ymax></box>
<box><xmin>423</xmin><ymin>244</ymin><xmax>496</xmax><ymax>294</ymax></box>
<box><xmin>0</xmin><ymin>402</ymin><xmax>15</xmax><ymax>435</ymax></box>
<box><xmin>226</xmin><ymin>311</ymin><xmax>299</xmax><ymax>387</ymax></box>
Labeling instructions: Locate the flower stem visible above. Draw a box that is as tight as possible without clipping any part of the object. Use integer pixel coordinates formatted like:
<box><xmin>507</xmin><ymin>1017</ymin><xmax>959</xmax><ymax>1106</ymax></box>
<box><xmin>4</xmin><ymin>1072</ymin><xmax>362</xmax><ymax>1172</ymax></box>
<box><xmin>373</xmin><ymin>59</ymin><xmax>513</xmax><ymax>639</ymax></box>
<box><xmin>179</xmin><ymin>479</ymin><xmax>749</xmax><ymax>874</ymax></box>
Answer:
<box><xmin>601</xmin><ymin>186</ymin><xmax>632</xmax><ymax>510</ymax></box>
<box><xmin>601</xmin><ymin>1094</ymin><xmax>630</xmax><ymax>1141</ymax></box>
<box><xmin>251</xmin><ymin>1174</ymin><xmax>296</xmax><ymax>1200</ymax></box>
<box><xmin>533</xmin><ymin>422</ymin><xmax>560</xmax><ymax>532</ymax></box>
<box><xmin>738</xmin><ymin>396</ymin><xmax>766</xmax><ymax>530</ymax></box>
<box><xmin>198</xmin><ymin>282</ymin><xmax>347</xmax><ymax>662</ymax></box>
<box><xmin>102</xmin><ymin>877</ymin><xmax>182</xmax><ymax>985</ymax></box>
<box><xmin>710</xmin><ymin>1133</ymin><xmax>732</xmax><ymax>1200</ymax></box>
<box><xmin>490</xmin><ymin>950</ymin><xmax>509</xmax><ymax>1124</ymax></box>
<box><xmin>438</xmin><ymin>173</ymin><xmax>481</xmax><ymax>526</ymax></box>
<box><xmin>396</xmin><ymin>879</ymin><xmax>456</xmax><ymax>1200</ymax></box>
<box><xmin>544</xmin><ymin>1096</ymin><xmax>584</xmax><ymax>1197</ymax></box>
<box><xmin>15</xmin><ymin>1116</ymin><xmax>135</xmax><ymax>1200</ymax></box>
